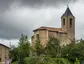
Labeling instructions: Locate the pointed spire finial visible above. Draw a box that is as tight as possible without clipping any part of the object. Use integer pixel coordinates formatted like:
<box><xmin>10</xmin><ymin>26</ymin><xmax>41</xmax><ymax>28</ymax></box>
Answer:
<box><xmin>67</xmin><ymin>0</ymin><xmax>70</xmax><ymax>7</ymax></box>
<box><xmin>61</xmin><ymin>5</ymin><xmax>74</xmax><ymax>17</ymax></box>
<box><xmin>67</xmin><ymin>5</ymin><xmax>69</xmax><ymax>8</ymax></box>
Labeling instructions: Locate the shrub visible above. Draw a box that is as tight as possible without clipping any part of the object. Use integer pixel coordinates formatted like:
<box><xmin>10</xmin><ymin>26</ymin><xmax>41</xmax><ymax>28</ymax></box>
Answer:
<box><xmin>24</xmin><ymin>57</ymin><xmax>72</xmax><ymax>64</ymax></box>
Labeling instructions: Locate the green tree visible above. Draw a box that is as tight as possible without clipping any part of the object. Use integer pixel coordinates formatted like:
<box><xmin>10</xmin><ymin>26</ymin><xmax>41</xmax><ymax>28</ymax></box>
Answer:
<box><xmin>61</xmin><ymin>39</ymin><xmax>84</xmax><ymax>62</ymax></box>
<box><xmin>17</xmin><ymin>34</ymin><xmax>30</xmax><ymax>64</ymax></box>
<box><xmin>74</xmin><ymin>58</ymin><xmax>80</xmax><ymax>64</ymax></box>
<box><xmin>17</xmin><ymin>47</ymin><xmax>25</xmax><ymax>64</ymax></box>
<box><xmin>9</xmin><ymin>34</ymin><xmax>30</xmax><ymax>63</ymax></box>
<box><xmin>9</xmin><ymin>45</ymin><xmax>18</xmax><ymax>62</ymax></box>
<box><xmin>34</xmin><ymin>41</ymin><xmax>45</xmax><ymax>56</ymax></box>
<box><xmin>18</xmin><ymin>34</ymin><xmax>30</xmax><ymax>57</ymax></box>
<box><xmin>45</xmin><ymin>37</ymin><xmax>61</xmax><ymax>58</ymax></box>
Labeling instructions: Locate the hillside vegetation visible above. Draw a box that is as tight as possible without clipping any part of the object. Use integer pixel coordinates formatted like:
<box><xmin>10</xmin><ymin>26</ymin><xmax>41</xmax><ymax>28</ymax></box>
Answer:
<box><xmin>10</xmin><ymin>34</ymin><xmax>83</xmax><ymax>64</ymax></box>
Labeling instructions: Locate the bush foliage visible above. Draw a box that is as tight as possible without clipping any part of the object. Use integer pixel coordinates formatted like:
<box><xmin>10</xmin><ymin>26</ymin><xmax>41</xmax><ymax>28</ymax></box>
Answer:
<box><xmin>10</xmin><ymin>34</ymin><xmax>84</xmax><ymax>64</ymax></box>
<box><xmin>24</xmin><ymin>57</ymin><xmax>72</xmax><ymax>64</ymax></box>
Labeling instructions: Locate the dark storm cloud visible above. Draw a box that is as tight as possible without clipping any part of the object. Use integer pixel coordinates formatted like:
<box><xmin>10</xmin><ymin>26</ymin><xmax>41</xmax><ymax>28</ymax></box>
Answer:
<box><xmin>20</xmin><ymin>0</ymin><xmax>78</xmax><ymax>7</ymax></box>
<box><xmin>0</xmin><ymin>0</ymin><xmax>78</xmax><ymax>10</ymax></box>
<box><xmin>0</xmin><ymin>0</ymin><xmax>14</xmax><ymax>12</ymax></box>
<box><xmin>0</xmin><ymin>11</ymin><xmax>34</xmax><ymax>39</ymax></box>
<box><xmin>0</xmin><ymin>14</ymin><xmax>34</xmax><ymax>39</ymax></box>
<box><xmin>0</xmin><ymin>17</ymin><xmax>21</xmax><ymax>39</ymax></box>
<box><xmin>0</xmin><ymin>0</ymin><xmax>81</xmax><ymax>40</ymax></box>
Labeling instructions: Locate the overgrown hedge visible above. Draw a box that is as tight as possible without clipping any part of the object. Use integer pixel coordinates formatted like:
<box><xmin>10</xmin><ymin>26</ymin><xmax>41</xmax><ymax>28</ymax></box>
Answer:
<box><xmin>12</xmin><ymin>57</ymin><xmax>81</xmax><ymax>64</ymax></box>
<box><xmin>24</xmin><ymin>57</ymin><xmax>72</xmax><ymax>64</ymax></box>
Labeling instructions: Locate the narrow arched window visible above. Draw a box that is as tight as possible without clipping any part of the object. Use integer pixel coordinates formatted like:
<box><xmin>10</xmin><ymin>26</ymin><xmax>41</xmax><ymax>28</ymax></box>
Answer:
<box><xmin>63</xmin><ymin>18</ymin><xmax>65</xmax><ymax>25</ymax></box>
<box><xmin>36</xmin><ymin>34</ymin><xmax>40</xmax><ymax>40</ymax></box>
<box><xmin>70</xmin><ymin>18</ymin><xmax>72</xmax><ymax>27</ymax></box>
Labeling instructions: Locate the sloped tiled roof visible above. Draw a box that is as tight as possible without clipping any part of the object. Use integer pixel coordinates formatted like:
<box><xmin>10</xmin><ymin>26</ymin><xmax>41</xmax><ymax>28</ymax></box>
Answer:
<box><xmin>62</xmin><ymin>7</ymin><xmax>74</xmax><ymax>17</ymax></box>
<box><xmin>0</xmin><ymin>43</ymin><xmax>10</xmax><ymax>48</ymax></box>
<box><xmin>33</xmin><ymin>26</ymin><xmax>66</xmax><ymax>34</ymax></box>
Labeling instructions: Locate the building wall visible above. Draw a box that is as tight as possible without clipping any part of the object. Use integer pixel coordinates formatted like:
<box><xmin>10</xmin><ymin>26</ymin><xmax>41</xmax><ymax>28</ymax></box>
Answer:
<box><xmin>67</xmin><ymin>16</ymin><xmax>75</xmax><ymax>41</ymax></box>
<box><xmin>32</xmin><ymin>30</ymin><xmax>48</xmax><ymax>46</ymax></box>
<box><xmin>61</xmin><ymin>16</ymin><xmax>68</xmax><ymax>32</ymax></box>
<box><xmin>32</xmin><ymin>30</ymin><xmax>73</xmax><ymax>46</ymax></box>
<box><xmin>0</xmin><ymin>46</ymin><xmax>2</xmax><ymax>62</ymax></box>
<box><xmin>59</xmin><ymin>33</ymin><xmax>71</xmax><ymax>45</ymax></box>
<box><xmin>0</xmin><ymin>45</ymin><xmax>9</xmax><ymax>63</ymax></box>
<box><xmin>48</xmin><ymin>31</ymin><xmax>72</xmax><ymax>45</ymax></box>
<box><xmin>61</xmin><ymin>15</ymin><xmax>75</xmax><ymax>43</ymax></box>
<box><xmin>32</xmin><ymin>30</ymin><xmax>40</xmax><ymax>45</ymax></box>
<box><xmin>48</xmin><ymin>31</ymin><xmax>58</xmax><ymax>38</ymax></box>
<box><xmin>39</xmin><ymin>30</ymin><xmax>48</xmax><ymax>46</ymax></box>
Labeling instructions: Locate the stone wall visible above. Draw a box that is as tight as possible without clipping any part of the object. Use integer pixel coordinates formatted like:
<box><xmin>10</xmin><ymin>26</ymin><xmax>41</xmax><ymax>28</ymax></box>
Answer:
<box><xmin>0</xmin><ymin>45</ymin><xmax>9</xmax><ymax>64</ymax></box>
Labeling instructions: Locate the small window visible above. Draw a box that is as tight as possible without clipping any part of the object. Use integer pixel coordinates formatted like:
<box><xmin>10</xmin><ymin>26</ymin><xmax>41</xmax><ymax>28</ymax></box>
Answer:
<box><xmin>36</xmin><ymin>34</ymin><xmax>40</xmax><ymax>40</ymax></box>
<box><xmin>70</xmin><ymin>18</ymin><xmax>72</xmax><ymax>27</ymax></box>
<box><xmin>63</xmin><ymin>19</ymin><xmax>65</xmax><ymax>25</ymax></box>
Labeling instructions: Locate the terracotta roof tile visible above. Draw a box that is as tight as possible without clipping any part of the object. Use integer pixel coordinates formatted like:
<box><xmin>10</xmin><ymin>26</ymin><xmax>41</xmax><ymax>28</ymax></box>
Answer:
<box><xmin>33</xmin><ymin>26</ymin><xmax>66</xmax><ymax>33</ymax></box>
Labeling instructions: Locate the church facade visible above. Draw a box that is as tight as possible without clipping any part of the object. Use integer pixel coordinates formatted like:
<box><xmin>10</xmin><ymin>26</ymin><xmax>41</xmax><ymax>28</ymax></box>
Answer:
<box><xmin>32</xmin><ymin>7</ymin><xmax>75</xmax><ymax>46</ymax></box>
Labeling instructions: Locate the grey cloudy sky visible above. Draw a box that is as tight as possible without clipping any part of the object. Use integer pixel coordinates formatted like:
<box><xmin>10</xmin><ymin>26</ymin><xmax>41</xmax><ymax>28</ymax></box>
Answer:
<box><xmin>0</xmin><ymin>0</ymin><xmax>84</xmax><ymax>46</ymax></box>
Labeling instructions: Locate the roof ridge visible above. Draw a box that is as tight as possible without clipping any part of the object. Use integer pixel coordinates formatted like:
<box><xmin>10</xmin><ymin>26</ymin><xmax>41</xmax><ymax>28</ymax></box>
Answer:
<box><xmin>40</xmin><ymin>26</ymin><xmax>61</xmax><ymax>29</ymax></box>
<box><xmin>0</xmin><ymin>43</ymin><xmax>10</xmax><ymax>48</ymax></box>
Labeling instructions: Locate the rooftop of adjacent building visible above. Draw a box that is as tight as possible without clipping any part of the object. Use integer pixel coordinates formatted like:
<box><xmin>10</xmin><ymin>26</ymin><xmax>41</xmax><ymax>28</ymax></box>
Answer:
<box><xmin>0</xmin><ymin>43</ymin><xmax>10</xmax><ymax>49</ymax></box>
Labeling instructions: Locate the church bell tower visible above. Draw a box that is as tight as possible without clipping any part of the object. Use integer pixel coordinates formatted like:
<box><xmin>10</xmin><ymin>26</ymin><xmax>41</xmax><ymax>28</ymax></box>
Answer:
<box><xmin>61</xmin><ymin>6</ymin><xmax>75</xmax><ymax>42</ymax></box>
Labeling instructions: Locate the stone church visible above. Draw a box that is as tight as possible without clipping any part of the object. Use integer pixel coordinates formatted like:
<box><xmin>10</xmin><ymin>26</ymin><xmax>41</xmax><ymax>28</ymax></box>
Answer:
<box><xmin>32</xmin><ymin>6</ymin><xmax>75</xmax><ymax>46</ymax></box>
